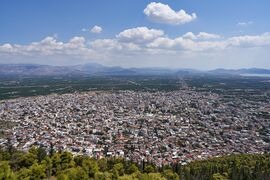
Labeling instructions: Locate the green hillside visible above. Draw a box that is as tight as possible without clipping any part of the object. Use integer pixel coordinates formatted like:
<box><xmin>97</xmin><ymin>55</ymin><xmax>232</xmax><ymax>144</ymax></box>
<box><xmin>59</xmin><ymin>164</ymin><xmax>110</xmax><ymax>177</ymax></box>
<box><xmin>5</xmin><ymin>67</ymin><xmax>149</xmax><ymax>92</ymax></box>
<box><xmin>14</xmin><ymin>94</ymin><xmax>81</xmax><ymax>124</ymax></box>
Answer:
<box><xmin>0</xmin><ymin>145</ymin><xmax>270</xmax><ymax>180</ymax></box>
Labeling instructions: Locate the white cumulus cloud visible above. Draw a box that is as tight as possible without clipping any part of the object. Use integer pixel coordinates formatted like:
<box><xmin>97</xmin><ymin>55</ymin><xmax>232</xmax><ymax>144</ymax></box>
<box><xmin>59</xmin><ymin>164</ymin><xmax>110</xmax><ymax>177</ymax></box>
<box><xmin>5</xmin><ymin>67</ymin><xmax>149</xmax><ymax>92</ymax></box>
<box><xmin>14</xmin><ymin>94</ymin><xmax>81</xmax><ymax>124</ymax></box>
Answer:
<box><xmin>116</xmin><ymin>27</ymin><xmax>164</xmax><ymax>43</ymax></box>
<box><xmin>90</xmin><ymin>25</ymin><xmax>103</xmax><ymax>33</ymax></box>
<box><xmin>182</xmin><ymin>32</ymin><xmax>197</xmax><ymax>40</ymax></box>
<box><xmin>183</xmin><ymin>32</ymin><xmax>221</xmax><ymax>40</ymax></box>
<box><xmin>197</xmin><ymin>32</ymin><xmax>221</xmax><ymax>39</ymax></box>
<box><xmin>144</xmin><ymin>2</ymin><xmax>197</xmax><ymax>25</ymax></box>
<box><xmin>1</xmin><ymin>28</ymin><xmax>270</xmax><ymax>69</ymax></box>
<box><xmin>227</xmin><ymin>33</ymin><xmax>270</xmax><ymax>48</ymax></box>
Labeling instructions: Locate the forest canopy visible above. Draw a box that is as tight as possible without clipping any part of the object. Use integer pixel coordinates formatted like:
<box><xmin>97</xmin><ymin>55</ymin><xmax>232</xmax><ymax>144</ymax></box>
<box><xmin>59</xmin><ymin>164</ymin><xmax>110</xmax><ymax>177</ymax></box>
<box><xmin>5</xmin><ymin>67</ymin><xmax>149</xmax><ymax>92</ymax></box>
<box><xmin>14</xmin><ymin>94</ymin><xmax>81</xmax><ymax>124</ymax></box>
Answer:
<box><xmin>0</xmin><ymin>145</ymin><xmax>270</xmax><ymax>180</ymax></box>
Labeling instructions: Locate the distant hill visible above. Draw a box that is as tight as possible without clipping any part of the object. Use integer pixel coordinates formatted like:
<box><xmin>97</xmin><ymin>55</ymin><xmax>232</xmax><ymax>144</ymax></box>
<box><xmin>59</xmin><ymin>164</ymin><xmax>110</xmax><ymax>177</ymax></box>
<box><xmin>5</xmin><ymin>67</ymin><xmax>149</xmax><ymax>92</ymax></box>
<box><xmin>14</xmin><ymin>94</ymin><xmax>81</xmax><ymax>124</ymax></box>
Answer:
<box><xmin>73</xmin><ymin>63</ymin><xmax>138</xmax><ymax>76</ymax></box>
<box><xmin>0</xmin><ymin>63</ymin><xmax>269</xmax><ymax>76</ymax></box>
<box><xmin>0</xmin><ymin>63</ymin><xmax>178</xmax><ymax>76</ymax></box>
<box><xmin>208</xmin><ymin>68</ymin><xmax>270</xmax><ymax>75</ymax></box>
<box><xmin>0</xmin><ymin>64</ymin><xmax>80</xmax><ymax>76</ymax></box>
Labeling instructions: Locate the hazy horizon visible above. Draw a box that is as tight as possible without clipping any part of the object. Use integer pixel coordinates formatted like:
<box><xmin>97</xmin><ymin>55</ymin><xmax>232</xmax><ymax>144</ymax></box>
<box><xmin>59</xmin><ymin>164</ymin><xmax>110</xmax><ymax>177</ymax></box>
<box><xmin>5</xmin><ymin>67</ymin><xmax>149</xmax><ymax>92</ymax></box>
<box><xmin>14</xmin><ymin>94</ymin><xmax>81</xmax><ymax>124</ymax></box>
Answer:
<box><xmin>1</xmin><ymin>62</ymin><xmax>270</xmax><ymax>72</ymax></box>
<box><xmin>1</xmin><ymin>0</ymin><xmax>270</xmax><ymax>70</ymax></box>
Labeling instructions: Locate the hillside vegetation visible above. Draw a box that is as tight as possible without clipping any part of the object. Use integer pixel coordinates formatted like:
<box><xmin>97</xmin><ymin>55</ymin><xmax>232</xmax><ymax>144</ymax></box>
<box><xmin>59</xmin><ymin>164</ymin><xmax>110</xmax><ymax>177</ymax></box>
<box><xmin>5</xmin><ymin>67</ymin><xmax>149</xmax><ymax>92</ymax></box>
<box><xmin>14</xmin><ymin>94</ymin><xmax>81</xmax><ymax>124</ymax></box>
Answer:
<box><xmin>0</xmin><ymin>145</ymin><xmax>270</xmax><ymax>180</ymax></box>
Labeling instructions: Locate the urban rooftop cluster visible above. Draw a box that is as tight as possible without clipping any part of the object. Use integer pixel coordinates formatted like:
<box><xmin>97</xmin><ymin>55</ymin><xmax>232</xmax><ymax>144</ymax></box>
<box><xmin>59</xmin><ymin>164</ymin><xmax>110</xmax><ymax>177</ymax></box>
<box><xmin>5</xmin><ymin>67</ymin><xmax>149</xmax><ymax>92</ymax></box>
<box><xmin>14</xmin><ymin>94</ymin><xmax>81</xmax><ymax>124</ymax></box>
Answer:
<box><xmin>0</xmin><ymin>89</ymin><xmax>269</xmax><ymax>166</ymax></box>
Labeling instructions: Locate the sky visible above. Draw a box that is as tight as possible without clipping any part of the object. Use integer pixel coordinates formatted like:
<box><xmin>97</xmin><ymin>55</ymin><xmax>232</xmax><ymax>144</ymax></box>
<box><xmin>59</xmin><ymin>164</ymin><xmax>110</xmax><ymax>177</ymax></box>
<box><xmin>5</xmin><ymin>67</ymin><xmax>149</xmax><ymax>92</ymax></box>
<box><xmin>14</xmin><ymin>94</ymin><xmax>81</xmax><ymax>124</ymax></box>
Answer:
<box><xmin>0</xmin><ymin>0</ymin><xmax>270</xmax><ymax>70</ymax></box>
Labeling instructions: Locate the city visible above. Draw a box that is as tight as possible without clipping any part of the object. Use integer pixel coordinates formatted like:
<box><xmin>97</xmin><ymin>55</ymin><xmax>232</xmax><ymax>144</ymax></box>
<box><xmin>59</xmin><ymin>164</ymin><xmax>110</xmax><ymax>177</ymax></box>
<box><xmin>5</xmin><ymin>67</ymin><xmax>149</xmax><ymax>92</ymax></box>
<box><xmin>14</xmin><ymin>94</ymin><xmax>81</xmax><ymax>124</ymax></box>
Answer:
<box><xmin>1</xmin><ymin>0</ymin><xmax>270</xmax><ymax>179</ymax></box>
<box><xmin>1</xmin><ymin>85</ymin><xmax>269</xmax><ymax>166</ymax></box>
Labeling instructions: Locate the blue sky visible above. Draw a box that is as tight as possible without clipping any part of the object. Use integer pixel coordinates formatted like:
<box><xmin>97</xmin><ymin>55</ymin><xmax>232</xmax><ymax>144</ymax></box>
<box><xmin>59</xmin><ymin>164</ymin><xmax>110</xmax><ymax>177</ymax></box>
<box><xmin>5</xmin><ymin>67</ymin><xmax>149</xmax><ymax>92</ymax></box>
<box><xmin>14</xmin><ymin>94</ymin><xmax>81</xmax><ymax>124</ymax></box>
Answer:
<box><xmin>1</xmin><ymin>0</ymin><xmax>270</xmax><ymax>69</ymax></box>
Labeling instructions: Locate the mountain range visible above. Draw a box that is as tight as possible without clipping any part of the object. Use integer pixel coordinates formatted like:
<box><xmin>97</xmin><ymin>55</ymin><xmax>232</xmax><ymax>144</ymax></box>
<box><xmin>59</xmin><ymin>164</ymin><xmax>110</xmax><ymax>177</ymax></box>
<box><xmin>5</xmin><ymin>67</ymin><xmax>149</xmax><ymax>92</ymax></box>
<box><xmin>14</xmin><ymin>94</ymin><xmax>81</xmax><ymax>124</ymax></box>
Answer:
<box><xmin>0</xmin><ymin>63</ymin><xmax>270</xmax><ymax>76</ymax></box>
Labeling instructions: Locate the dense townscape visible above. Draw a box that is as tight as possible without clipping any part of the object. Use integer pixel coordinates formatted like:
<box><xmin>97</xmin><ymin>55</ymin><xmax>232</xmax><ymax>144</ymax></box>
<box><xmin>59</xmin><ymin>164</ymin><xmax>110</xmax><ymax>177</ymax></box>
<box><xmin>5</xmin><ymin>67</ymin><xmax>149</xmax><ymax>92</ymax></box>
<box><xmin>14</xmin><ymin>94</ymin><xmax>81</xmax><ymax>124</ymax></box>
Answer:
<box><xmin>0</xmin><ymin>88</ymin><xmax>269</xmax><ymax>166</ymax></box>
